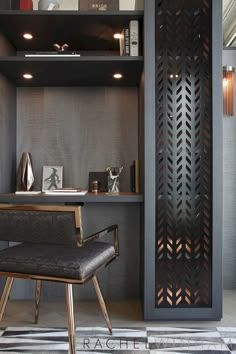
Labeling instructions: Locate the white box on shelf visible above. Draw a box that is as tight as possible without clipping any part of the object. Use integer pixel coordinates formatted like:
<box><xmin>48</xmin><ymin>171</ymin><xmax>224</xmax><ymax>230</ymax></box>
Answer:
<box><xmin>33</xmin><ymin>0</ymin><xmax>79</xmax><ymax>10</ymax></box>
<box><xmin>119</xmin><ymin>0</ymin><xmax>143</xmax><ymax>10</ymax></box>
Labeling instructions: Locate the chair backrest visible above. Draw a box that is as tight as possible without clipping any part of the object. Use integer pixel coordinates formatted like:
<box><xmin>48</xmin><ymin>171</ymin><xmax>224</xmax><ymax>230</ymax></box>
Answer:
<box><xmin>0</xmin><ymin>204</ymin><xmax>83</xmax><ymax>246</ymax></box>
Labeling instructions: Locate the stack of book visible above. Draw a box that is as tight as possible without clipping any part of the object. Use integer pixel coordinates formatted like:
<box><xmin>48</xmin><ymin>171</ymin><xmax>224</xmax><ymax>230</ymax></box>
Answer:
<box><xmin>119</xmin><ymin>20</ymin><xmax>140</xmax><ymax>57</ymax></box>
<box><xmin>44</xmin><ymin>188</ymin><xmax>88</xmax><ymax>195</ymax></box>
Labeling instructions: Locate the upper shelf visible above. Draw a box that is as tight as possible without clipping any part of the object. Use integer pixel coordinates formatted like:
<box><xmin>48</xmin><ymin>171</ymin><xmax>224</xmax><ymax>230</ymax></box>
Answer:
<box><xmin>0</xmin><ymin>56</ymin><xmax>143</xmax><ymax>86</ymax></box>
<box><xmin>0</xmin><ymin>10</ymin><xmax>143</xmax><ymax>51</ymax></box>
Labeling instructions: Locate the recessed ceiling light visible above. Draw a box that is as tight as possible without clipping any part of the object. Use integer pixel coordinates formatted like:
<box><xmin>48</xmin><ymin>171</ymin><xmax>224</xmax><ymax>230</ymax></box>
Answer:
<box><xmin>23</xmin><ymin>33</ymin><xmax>33</xmax><ymax>40</ymax></box>
<box><xmin>113</xmin><ymin>33</ymin><xmax>122</xmax><ymax>39</ymax></box>
<box><xmin>23</xmin><ymin>73</ymin><xmax>33</xmax><ymax>79</ymax></box>
<box><xmin>113</xmin><ymin>73</ymin><xmax>123</xmax><ymax>79</ymax></box>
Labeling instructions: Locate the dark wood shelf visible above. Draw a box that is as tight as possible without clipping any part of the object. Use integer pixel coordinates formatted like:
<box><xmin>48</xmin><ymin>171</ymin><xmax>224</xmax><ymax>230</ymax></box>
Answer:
<box><xmin>0</xmin><ymin>10</ymin><xmax>143</xmax><ymax>51</ymax></box>
<box><xmin>0</xmin><ymin>192</ymin><xmax>143</xmax><ymax>203</ymax></box>
<box><xmin>0</xmin><ymin>56</ymin><xmax>143</xmax><ymax>86</ymax></box>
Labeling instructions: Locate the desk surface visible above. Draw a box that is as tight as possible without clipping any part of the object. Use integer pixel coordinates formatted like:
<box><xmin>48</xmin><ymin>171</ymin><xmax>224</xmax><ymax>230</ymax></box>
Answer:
<box><xmin>0</xmin><ymin>192</ymin><xmax>143</xmax><ymax>204</ymax></box>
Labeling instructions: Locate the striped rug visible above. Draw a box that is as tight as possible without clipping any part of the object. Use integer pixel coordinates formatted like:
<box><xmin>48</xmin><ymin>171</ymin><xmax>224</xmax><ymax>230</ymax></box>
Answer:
<box><xmin>0</xmin><ymin>326</ymin><xmax>236</xmax><ymax>353</ymax></box>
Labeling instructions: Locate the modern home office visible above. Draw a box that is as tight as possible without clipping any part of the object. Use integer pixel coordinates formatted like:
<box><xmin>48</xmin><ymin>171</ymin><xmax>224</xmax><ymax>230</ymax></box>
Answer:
<box><xmin>0</xmin><ymin>0</ymin><xmax>235</xmax><ymax>353</ymax></box>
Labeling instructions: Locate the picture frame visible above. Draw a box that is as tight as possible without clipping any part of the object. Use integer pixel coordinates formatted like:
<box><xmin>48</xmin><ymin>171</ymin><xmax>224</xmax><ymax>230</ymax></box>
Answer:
<box><xmin>88</xmin><ymin>171</ymin><xmax>108</xmax><ymax>192</ymax></box>
<box><xmin>42</xmin><ymin>166</ymin><xmax>63</xmax><ymax>192</ymax></box>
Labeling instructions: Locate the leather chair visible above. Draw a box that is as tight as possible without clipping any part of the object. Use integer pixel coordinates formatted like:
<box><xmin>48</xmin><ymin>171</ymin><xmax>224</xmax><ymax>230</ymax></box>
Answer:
<box><xmin>0</xmin><ymin>204</ymin><xmax>118</xmax><ymax>354</ymax></box>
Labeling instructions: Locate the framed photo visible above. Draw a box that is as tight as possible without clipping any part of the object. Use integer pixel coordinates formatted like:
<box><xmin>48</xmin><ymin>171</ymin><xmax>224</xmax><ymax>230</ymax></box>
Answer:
<box><xmin>89</xmin><ymin>171</ymin><xmax>108</xmax><ymax>192</ymax></box>
<box><xmin>42</xmin><ymin>166</ymin><xmax>63</xmax><ymax>192</ymax></box>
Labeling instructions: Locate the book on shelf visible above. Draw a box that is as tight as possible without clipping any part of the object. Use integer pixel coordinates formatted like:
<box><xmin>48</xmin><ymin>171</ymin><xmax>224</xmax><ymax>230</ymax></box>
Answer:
<box><xmin>119</xmin><ymin>0</ymin><xmax>143</xmax><ymax>10</ymax></box>
<box><xmin>15</xmin><ymin>191</ymin><xmax>42</xmax><ymax>194</ymax></box>
<box><xmin>129</xmin><ymin>20</ymin><xmax>139</xmax><ymax>56</ymax></box>
<box><xmin>44</xmin><ymin>188</ymin><xmax>88</xmax><ymax>195</ymax></box>
<box><xmin>119</xmin><ymin>28</ymin><xmax>130</xmax><ymax>56</ymax></box>
<box><xmin>25</xmin><ymin>51</ymin><xmax>81</xmax><ymax>57</ymax></box>
<box><xmin>130</xmin><ymin>159</ymin><xmax>140</xmax><ymax>193</ymax></box>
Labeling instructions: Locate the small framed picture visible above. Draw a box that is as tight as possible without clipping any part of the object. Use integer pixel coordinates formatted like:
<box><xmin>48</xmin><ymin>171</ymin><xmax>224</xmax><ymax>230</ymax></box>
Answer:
<box><xmin>42</xmin><ymin>166</ymin><xmax>63</xmax><ymax>192</ymax></box>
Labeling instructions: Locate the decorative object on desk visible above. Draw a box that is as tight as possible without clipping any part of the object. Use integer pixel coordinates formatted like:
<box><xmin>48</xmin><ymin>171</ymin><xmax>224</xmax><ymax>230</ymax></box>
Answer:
<box><xmin>106</xmin><ymin>166</ymin><xmax>123</xmax><ymax>193</ymax></box>
<box><xmin>16</xmin><ymin>152</ymin><xmax>34</xmax><ymax>191</ymax></box>
<box><xmin>91</xmin><ymin>180</ymin><xmax>99</xmax><ymax>193</ymax></box>
<box><xmin>79</xmin><ymin>0</ymin><xmax>118</xmax><ymax>11</ymax></box>
<box><xmin>38</xmin><ymin>0</ymin><xmax>59</xmax><ymax>10</ymax></box>
<box><xmin>89</xmin><ymin>172</ymin><xmax>108</xmax><ymax>192</ymax></box>
<box><xmin>20</xmin><ymin>0</ymin><xmax>33</xmax><ymax>9</ymax></box>
<box><xmin>42</xmin><ymin>165</ymin><xmax>63</xmax><ymax>192</ymax></box>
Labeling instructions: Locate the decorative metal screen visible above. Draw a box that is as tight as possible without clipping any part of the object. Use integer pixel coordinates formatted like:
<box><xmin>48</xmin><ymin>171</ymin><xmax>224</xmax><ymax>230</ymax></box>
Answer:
<box><xmin>155</xmin><ymin>0</ymin><xmax>212</xmax><ymax>308</ymax></box>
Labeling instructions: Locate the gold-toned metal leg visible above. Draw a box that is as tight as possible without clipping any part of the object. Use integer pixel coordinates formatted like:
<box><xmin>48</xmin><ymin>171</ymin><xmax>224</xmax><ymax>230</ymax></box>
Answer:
<box><xmin>35</xmin><ymin>280</ymin><xmax>42</xmax><ymax>324</ymax></box>
<box><xmin>0</xmin><ymin>277</ymin><xmax>14</xmax><ymax>321</ymax></box>
<box><xmin>65</xmin><ymin>284</ymin><xmax>76</xmax><ymax>354</ymax></box>
<box><xmin>92</xmin><ymin>275</ymin><xmax>112</xmax><ymax>335</ymax></box>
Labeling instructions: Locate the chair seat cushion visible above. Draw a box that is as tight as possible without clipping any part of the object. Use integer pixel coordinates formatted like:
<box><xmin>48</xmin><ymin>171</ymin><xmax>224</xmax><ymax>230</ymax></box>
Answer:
<box><xmin>0</xmin><ymin>241</ymin><xmax>115</xmax><ymax>281</ymax></box>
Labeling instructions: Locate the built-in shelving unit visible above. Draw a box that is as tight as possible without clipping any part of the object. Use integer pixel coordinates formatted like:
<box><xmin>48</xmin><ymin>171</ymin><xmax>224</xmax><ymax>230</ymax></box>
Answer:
<box><xmin>0</xmin><ymin>56</ymin><xmax>143</xmax><ymax>86</ymax></box>
<box><xmin>0</xmin><ymin>11</ymin><xmax>143</xmax><ymax>51</ymax></box>
<box><xmin>0</xmin><ymin>10</ymin><xmax>143</xmax><ymax>86</ymax></box>
<box><xmin>0</xmin><ymin>7</ymin><xmax>144</xmax><ymax>302</ymax></box>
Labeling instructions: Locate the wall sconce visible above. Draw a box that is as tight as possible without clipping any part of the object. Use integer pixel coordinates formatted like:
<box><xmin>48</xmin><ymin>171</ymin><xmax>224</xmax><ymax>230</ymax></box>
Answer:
<box><xmin>223</xmin><ymin>66</ymin><xmax>235</xmax><ymax>116</ymax></box>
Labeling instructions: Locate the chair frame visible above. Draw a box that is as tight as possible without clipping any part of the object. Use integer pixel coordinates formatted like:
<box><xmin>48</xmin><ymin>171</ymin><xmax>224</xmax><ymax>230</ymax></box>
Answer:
<box><xmin>0</xmin><ymin>204</ymin><xmax>119</xmax><ymax>354</ymax></box>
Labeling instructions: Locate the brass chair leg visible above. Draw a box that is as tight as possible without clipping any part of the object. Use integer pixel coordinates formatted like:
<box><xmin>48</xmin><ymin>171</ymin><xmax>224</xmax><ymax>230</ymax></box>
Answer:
<box><xmin>65</xmin><ymin>283</ymin><xmax>76</xmax><ymax>354</ymax></box>
<box><xmin>92</xmin><ymin>275</ymin><xmax>112</xmax><ymax>334</ymax></box>
<box><xmin>35</xmin><ymin>279</ymin><xmax>42</xmax><ymax>324</ymax></box>
<box><xmin>0</xmin><ymin>277</ymin><xmax>14</xmax><ymax>321</ymax></box>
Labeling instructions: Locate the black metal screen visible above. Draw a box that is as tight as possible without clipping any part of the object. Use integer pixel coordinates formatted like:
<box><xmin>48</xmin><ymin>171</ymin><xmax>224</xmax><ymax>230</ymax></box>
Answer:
<box><xmin>155</xmin><ymin>0</ymin><xmax>212</xmax><ymax>308</ymax></box>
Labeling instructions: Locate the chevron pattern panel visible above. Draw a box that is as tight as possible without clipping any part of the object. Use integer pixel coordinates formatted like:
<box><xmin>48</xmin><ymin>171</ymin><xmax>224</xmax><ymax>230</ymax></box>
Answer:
<box><xmin>155</xmin><ymin>0</ymin><xmax>212</xmax><ymax>308</ymax></box>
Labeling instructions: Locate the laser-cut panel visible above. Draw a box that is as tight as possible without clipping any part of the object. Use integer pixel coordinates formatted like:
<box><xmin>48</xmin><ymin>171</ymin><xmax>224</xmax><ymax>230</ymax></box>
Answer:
<box><xmin>155</xmin><ymin>0</ymin><xmax>212</xmax><ymax>308</ymax></box>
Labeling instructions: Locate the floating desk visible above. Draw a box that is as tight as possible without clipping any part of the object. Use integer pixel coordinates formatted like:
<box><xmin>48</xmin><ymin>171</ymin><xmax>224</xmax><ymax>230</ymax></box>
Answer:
<box><xmin>0</xmin><ymin>192</ymin><xmax>143</xmax><ymax>204</ymax></box>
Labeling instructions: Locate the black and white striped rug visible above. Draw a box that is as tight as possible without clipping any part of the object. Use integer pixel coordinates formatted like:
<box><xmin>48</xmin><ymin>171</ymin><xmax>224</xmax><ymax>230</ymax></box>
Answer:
<box><xmin>0</xmin><ymin>326</ymin><xmax>236</xmax><ymax>353</ymax></box>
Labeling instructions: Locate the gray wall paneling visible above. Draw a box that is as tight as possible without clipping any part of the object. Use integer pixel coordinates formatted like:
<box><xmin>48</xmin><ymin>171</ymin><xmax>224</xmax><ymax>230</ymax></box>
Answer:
<box><xmin>17</xmin><ymin>87</ymin><xmax>138</xmax><ymax>192</ymax></box>
<box><xmin>223</xmin><ymin>48</ymin><xmax>236</xmax><ymax>289</ymax></box>
<box><xmin>144</xmin><ymin>0</ymin><xmax>223</xmax><ymax>320</ymax></box>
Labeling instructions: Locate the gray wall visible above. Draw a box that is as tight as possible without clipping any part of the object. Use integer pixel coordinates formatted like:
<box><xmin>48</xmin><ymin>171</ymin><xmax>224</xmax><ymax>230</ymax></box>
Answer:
<box><xmin>17</xmin><ymin>87</ymin><xmax>138</xmax><ymax>192</ymax></box>
<box><xmin>223</xmin><ymin>48</ymin><xmax>236</xmax><ymax>289</ymax></box>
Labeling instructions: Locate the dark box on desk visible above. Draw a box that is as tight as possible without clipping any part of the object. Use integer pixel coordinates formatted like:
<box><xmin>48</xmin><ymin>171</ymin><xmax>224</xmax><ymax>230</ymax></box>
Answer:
<box><xmin>79</xmin><ymin>0</ymin><xmax>118</xmax><ymax>11</ymax></box>
<box><xmin>89</xmin><ymin>172</ymin><xmax>108</xmax><ymax>192</ymax></box>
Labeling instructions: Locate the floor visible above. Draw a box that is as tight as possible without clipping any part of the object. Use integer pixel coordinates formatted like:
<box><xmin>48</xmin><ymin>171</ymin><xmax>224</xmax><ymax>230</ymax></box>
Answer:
<box><xmin>1</xmin><ymin>290</ymin><xmax>236</xmax><ymax>328</ymax></box>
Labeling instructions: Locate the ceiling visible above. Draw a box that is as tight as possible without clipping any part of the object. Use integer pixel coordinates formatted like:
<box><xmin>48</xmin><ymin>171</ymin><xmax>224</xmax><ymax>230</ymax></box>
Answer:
<box><xmin>223</xmin><ymin>0</ymin><xmax>236</xmax><ymax>46</ymax></box>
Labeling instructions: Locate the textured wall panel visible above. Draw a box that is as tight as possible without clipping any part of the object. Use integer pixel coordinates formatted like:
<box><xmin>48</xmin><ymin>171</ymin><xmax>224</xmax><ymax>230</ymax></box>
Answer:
<box><xmin>155</xmin><ymin>0</ymin><xmax>212</xmax><ymax>308</ymax></box>
<box><xmin>17</xmin><ymin>87</ymin><xmax>138</xmax><ymax>192</ymax></box>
